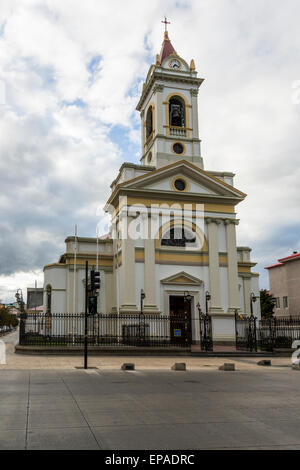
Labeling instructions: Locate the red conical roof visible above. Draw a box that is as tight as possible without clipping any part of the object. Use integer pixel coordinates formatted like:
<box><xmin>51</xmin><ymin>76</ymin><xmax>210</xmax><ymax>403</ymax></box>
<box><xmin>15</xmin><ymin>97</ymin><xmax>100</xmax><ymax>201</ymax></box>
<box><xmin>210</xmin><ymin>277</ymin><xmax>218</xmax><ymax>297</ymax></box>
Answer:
<box><xmin>159</xmin><ymin>31</ymin><xmax>176</xmax><ymax>63</ymax></box>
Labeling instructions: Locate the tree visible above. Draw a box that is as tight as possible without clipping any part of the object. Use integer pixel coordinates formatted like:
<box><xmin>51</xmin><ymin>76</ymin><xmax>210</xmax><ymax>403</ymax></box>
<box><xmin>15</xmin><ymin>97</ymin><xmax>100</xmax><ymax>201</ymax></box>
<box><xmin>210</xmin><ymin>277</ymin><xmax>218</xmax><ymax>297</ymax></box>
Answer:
<box><xmin>0</xmin><ymin>306</ymin><xmax>19</xmax><ymax>330</ymax></box>
<box><xmin>260</xmin><ymin>289</ymin><xmax>275</xmax><ymax>319</ymax></box>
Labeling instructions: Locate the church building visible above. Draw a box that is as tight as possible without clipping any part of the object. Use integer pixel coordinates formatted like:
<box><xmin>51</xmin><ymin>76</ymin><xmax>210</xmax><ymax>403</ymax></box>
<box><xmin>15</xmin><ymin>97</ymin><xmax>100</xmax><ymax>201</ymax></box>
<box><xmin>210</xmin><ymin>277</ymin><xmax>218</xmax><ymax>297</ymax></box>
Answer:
<box><xmin>43</xmin><ymin>26</ymin><xmax>261</xmax><ymax>345</ymax></box>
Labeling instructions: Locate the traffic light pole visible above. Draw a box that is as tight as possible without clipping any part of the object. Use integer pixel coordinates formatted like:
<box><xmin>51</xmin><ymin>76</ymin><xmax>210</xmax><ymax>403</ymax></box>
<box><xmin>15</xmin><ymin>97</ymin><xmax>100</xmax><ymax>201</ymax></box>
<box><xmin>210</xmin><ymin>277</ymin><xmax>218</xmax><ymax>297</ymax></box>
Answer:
<box><xmin>84</xmin><ymin>261</ymin><xmax>88</xmax><ymax>369</ymax></box>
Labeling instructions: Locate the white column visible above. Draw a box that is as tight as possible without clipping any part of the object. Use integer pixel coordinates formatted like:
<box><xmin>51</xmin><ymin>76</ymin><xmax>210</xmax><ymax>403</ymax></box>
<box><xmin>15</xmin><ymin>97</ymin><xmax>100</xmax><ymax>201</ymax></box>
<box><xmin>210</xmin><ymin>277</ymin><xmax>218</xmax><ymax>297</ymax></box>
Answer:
<box><xmin>155</xmin><ymin>85</ymin><xmax>164</xmax><ymax>135</ymax></box>
<box><xmin>143</xmin><ymin>214</ymin><xmax>159</xmax><ymax>313</ymax></box>
<box><xmin>207</xmin><ymin>218</ymin><xmax>224</xmax><ymax>315</ymax></box>
<box><xmin>225</xmin><ymin>219</ymin><xmax>241</xmax><ymax>314</ymax></box>
<box><xmin>120</xmin><ymin>215</ymin><xmax>138</xmax><ymax>313</ymax></box>
<box><xmin>190</xmin><ymin>89</ymin><xmax>199</xmax><ymax>139</ymax></box>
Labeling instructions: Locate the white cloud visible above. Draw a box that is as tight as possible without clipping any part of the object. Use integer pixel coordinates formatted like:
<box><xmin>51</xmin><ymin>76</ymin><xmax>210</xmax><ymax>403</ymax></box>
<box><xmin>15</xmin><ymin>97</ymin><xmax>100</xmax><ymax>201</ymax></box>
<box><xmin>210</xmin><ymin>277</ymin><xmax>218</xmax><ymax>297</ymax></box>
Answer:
<box><xmin>0</xmin><ymin>0</ymin><xmax>300</xmax><ymax>300</ymax></box>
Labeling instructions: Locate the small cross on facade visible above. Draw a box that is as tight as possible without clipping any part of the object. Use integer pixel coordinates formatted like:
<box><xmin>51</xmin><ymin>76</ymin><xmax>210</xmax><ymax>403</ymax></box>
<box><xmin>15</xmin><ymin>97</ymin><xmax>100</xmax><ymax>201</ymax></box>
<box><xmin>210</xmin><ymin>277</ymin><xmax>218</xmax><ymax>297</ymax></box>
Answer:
<box><xmin>161</xmin><ymin>16</ymin><xmax>170</xmax><ymax>32</ymax></box>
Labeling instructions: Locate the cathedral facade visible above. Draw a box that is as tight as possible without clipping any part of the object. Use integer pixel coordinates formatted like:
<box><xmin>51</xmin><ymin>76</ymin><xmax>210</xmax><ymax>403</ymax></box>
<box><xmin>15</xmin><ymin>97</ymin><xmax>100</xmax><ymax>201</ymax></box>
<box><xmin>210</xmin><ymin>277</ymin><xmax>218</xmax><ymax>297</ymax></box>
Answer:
<box><xmin>43</xmin><ymin>29</ymin><xmax>260</xmax><ymax>345</ymax></box>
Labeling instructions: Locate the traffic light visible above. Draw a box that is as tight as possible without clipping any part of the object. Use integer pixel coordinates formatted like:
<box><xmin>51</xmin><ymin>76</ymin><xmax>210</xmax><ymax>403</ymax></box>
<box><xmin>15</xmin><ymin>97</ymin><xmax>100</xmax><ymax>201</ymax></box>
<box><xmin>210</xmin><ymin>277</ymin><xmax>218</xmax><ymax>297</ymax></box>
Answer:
<box><xmin>88</xmin><ymin>296</ymin><xmax>97</xmax><ymax>315</ymax></box>
<box><xmin>90</xmin><ymin>270</ymin><xmax>100</xmax><ymax>292</ymax></box>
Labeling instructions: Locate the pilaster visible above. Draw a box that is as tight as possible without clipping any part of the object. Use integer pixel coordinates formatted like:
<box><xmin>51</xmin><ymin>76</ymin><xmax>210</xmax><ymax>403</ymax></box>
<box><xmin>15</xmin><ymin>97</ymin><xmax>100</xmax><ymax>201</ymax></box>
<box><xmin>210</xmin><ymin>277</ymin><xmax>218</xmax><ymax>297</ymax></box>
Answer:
<box><xmin>143</xmin><ymin>214</ymin><xmax>159</xmax><ymax>313</ymax></box>
<box><xmin>119</xmin><ymin>215</ymin><xmax>138</xmax><ymax>313</ymax></box>
<box><xmin>225</xmin><ymin>219</ymin><xmax>241</xmax><ymax>314</ymax></box>
<box><xmin>206</xmin><ymin>218</ymin><xmax>224</xmax><ymax>315</ymax></box>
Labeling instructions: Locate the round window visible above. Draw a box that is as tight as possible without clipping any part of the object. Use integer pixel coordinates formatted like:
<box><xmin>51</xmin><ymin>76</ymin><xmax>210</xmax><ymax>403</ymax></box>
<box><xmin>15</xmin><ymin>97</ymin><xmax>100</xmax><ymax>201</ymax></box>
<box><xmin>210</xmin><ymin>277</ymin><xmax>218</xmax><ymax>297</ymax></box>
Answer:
<box><xmin>174</xmin><ymin>179</ymin><xmax>186</xmax><ymax>191</ymax></box>
<box><xmin>173</xmin><ymin>143</ymin><xmax>184</xmax><ymax>155</ymax></box>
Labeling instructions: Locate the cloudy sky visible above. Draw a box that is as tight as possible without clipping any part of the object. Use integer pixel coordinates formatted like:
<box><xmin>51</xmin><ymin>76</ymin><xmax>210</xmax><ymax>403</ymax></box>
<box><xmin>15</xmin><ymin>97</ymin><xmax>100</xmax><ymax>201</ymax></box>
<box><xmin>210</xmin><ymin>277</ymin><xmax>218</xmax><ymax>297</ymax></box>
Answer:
<box><xmin>0</xmin><ymin>0</ymin><xmax>300</xmax><ymax>303</ymax></box>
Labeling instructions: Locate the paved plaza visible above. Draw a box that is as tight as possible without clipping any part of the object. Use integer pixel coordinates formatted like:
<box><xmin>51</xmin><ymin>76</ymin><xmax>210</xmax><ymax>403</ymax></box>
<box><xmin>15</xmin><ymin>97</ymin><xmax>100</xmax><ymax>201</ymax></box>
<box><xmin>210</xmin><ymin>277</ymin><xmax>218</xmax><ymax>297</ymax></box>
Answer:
<box><xmin>1</xmin><ymin>330</ymin><xmax>300</xmax><ymax>450</ymax></box>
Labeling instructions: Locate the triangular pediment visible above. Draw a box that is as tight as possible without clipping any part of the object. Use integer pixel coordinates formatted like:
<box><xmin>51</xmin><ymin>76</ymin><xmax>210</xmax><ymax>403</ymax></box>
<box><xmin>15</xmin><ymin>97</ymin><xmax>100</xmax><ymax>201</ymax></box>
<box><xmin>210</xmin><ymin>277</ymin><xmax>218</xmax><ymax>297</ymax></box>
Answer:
<box><xmin>118</xmin><ymin>160</ymin><xmax>246</xmax><ymax>200</ymax></box>
<box><xmin>161</xmin><ymin>271</ymin><xmax>203</xmax><ymax>286</ymax></box>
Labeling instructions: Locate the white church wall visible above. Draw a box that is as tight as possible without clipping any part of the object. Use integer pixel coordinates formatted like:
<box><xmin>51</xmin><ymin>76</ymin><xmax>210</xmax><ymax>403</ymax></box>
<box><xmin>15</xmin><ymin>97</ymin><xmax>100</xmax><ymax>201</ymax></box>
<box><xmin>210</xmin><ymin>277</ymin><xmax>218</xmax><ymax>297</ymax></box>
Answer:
<box><xmin>219</xmin><ymin>267</ymin><xmax>229</xmax><ymax>313</ymax></box>
<box><xmin>238</xmin><ymin>276</ymin><xmax>245</xmax><ymax>313</ymax></box>
<box><xmin>156</xmin><ymin>264</ymin><xmax>209</xmax><ymax>314</ymax></box>
<box><xmin>44</xmin><ymin>266</ymin><xmax>67</xmax><ymax>290</ymax></box>
<box><xmin>76</xmin><ymin>268</ymin><xmax>85</xmax><ymax>313</ymax></box>
<box><xmin>51</xmin><ymin>290</ymin><xmax>67</xmax><ymax>314</ymax></box>
<box><xmin>218</xmin><ymin>223</ymin><xmax>227</xmax><ymax>252</ymax></box>
<box><xmin>212</xmin><ymin>317</ymin><xmax>235</xmax><ymax>342</ymax></box>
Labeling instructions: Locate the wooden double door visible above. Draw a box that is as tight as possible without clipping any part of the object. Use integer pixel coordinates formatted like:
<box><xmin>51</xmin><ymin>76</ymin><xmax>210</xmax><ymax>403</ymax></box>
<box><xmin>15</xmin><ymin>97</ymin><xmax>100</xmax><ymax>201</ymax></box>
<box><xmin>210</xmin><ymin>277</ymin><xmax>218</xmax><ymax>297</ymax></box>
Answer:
<box><xmin>169</xmin><ymin>296</ymin><xmax>192</xmax><ymax>346</ymax></box>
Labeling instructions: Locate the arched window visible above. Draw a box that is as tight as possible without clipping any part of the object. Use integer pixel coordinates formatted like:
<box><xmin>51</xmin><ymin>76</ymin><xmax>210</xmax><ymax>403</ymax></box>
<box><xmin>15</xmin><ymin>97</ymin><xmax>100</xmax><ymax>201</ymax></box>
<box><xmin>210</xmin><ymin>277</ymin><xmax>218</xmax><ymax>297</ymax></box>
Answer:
<box><xmin>146</xmin><ymin>106</ymin><xmax>153</xmax><ymax>139</ymax></box>
<box><xmin>169</xmin><ymin>96</ymin><xmax>185</xmax><ymax>128</ymax></box>
<box><xmin>46</xmin><ymin>285</ymin><xmax>52</xmax><ymax>314</ymax></box>
<box><xmin>161</xmin><ymin>226</ymin><xmax>197</xmax><ymax>248</ymax></box>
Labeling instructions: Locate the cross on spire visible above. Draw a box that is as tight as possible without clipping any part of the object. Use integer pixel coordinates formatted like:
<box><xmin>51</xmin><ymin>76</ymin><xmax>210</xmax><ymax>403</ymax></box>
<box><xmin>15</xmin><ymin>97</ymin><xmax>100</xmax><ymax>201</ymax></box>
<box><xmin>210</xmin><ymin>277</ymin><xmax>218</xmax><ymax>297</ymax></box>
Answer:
<box><xmin>161</xmin><ymin>16</ymin><xmax>170</xmax><ymax>33</ymax></box>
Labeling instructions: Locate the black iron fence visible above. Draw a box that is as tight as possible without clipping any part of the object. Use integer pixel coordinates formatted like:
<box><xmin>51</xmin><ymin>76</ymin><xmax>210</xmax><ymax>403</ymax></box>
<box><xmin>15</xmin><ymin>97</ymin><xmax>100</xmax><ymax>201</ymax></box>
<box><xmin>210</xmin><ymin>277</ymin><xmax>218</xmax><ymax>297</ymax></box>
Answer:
<box><xmin>259</xmin><ymin>317</ymin><xmax>300</xmax><ymax>352</ymax></box>
<box><xmin>235</xmin><ymin>314</ymin><xmax>257</xmax><ymax>352</ymax></box>
<box><xmin>19</xmin><ymin>313</ymin><xmax>193</xmax><ymax>349</ymax></box>
<box><xmin>235</xmin><ymin>314</ymin><xmax>300</xmax><ymax>352</ymax></box>
<box><xmin>199</xmin><ymin>313</ymin><xmax>213</xmax><ymax>351</ymax></box>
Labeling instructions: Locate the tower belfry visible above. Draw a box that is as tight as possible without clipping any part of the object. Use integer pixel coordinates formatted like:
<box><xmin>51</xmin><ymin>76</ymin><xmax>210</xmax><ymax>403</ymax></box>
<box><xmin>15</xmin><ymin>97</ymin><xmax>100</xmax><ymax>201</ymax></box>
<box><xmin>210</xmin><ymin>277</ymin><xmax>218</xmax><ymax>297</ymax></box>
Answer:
<box><xmin>136</xmin><ymin>21</ymin><xmax>204</xmax><ymax>169</ymax></box>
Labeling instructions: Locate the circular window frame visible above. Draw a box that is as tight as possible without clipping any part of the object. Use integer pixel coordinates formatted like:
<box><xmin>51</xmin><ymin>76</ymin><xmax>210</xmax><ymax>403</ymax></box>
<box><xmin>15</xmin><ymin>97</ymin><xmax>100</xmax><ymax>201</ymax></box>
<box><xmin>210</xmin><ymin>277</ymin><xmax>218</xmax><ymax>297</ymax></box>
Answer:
<box><xmin>171</xmin><ymin>176</ymin><xmax>190</xmax><ymax>193</ymax></box>
<box><xmin>172</xmin><ymin>142</ymin><xmax>186</xmax><ymax>156</ymax></box>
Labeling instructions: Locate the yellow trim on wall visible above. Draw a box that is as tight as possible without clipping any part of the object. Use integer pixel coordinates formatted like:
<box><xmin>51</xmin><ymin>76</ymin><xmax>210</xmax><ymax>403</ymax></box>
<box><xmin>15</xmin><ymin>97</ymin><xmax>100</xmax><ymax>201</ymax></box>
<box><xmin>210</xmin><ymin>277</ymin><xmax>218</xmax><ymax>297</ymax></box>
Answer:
<box><xmin>66</xmin><ymin>258</ymin><xmax>113</xmax><ymax>268</ymax></box>
<box><xmin>156</xmin><ymin>251</ymin><xmax>209</xmax><ymax>265</ymax></box>
<box><xmin>238</xmin><ymin>266</ymin><xmax>252</xmax><ymax>274</ymax></box>
<box><xmin>123</xmin><ymin>197</ymin><xmax>236</xmax><ymax>214</ymax></box>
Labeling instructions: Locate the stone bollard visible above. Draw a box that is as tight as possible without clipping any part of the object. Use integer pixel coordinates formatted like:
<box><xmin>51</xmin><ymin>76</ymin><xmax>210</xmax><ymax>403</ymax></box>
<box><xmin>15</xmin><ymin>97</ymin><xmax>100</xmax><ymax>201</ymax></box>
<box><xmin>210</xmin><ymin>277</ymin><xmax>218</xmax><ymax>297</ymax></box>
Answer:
<box><xmin>171</xmin><ymin>363</ymin><xmax>186</xmax><ymax>371</ymax></box>
<box><xmin>219</xmin><ymin>363</ymin><xmax>235</xmax><ymax>371</ymax></box>
<box><xmin>257</xmin><ymin>360</ymin><xmax>272</xmax><ymax>367</ymax></box>
<box><xmin>121</xmin><ymin>363</ymin><xmax>135</xmax><ymax>371</ymax></box>
<box><xmin>0</xmin><ymin>341</ymin><xmax>6</xmax><ymax>365</ymax></box>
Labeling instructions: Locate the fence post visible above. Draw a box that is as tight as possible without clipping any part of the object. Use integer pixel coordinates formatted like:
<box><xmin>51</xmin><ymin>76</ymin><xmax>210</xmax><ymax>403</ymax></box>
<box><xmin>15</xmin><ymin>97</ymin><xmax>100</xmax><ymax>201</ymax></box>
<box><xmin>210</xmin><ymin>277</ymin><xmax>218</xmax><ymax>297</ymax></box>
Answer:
<box><xmin>84</xmin><ymin>261</ymin><xmax>88</xmax><ymax>369</ymax></box>
<box><xmin>234</xmin><ymin>310</ymin><xmax>238</xmax><ymax>351</ymax></box>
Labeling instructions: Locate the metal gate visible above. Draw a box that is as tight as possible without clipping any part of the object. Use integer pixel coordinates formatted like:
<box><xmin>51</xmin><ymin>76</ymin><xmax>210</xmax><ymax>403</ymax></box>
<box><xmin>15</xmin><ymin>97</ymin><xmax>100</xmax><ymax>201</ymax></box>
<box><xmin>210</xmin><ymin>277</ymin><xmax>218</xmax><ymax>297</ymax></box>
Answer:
<box><xmin>235</xmin><ymin>313</ymin><xmax>257</xmax><ymax>352</ymax></box>
<box><xmin>199</xmin><ymin>313</ymin><xmax>213</xmax><ymax>351</ymax></box>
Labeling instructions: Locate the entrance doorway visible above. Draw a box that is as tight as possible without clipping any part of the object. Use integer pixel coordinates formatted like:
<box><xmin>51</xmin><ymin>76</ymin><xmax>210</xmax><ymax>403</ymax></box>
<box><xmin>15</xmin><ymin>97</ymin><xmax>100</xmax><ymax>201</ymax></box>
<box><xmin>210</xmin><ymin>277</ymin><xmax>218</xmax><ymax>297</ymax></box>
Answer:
<box><xmin>169</xmin><ymin>295</ymin><xmax>192</xmax><ymax>345</ymax></box>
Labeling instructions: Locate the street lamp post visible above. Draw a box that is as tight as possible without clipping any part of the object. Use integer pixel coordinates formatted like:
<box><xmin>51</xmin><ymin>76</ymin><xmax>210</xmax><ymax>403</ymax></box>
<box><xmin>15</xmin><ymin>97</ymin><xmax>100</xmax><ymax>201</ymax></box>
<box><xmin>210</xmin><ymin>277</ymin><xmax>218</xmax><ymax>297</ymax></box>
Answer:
<box><xmin>15</xmin><ymin>289</ymin><xmax>25</xmax><ymax>345</ymax></box>
<box><xmin>140</xmin><ymin>289</ymin><xmax>146</xmax><ymax>345</ymax></box>
<box><xmin>183</xmin><ymin>291</ymin><xmax>192</xmax><ymax>346</ymax></box>
<box><xmin>205</xmin><ymin>291</ymin><xmax>211</xmax><ymax>315</ymax></box>
<box><xmin>250</xmin><ymin>292</ymin><xmax>258</xmax><ymax>317</ymax></box>
<box><xmin>140</xmin><ymin>289</ymin><xmax>146</xmax><ymax>315</ymax></box>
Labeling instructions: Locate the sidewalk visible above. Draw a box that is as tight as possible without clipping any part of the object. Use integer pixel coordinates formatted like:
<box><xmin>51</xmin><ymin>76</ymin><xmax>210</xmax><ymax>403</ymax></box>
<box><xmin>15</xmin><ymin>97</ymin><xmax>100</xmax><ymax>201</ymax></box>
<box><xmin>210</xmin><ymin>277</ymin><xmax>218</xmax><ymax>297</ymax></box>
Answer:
<box><xmin>0</xmin><ymin>330</ymin><xmax>294</xmax><ymax>371</ymax></box>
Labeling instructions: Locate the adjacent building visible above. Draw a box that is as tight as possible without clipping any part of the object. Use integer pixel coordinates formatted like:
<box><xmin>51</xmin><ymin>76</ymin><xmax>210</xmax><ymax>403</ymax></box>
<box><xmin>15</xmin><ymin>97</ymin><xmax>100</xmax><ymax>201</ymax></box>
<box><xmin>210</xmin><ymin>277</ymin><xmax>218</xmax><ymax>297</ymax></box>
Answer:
<box><xmin>266</xmin><ymin>252</ymin><xmax>300</xmax><ymax>317</ymax></box>
<box><xmin>26</xmin><ymin>287</ymin><xmax>44</xmax><ymax>311</ymax></box>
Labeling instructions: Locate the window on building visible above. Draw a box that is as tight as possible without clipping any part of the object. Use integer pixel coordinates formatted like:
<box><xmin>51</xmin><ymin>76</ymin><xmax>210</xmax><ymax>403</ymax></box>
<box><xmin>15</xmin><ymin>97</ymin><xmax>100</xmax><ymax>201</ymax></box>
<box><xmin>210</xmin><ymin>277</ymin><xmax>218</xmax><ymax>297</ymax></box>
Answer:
<box><xmin>275</xmin><ymin>297</ymin><xmax>280</xmax><ymax>308</ymax></box>
<box><xmin>146</xmin><ymin>106</ymin><xmax>153</xmax><ymax>139</ymax></box>
<box><xmin>283</xmin><ymin>296</ymin><xmax>289</xmax><ymax>308</ymax></box>
<box><xmin>161</xmin><ymin>226</ymin><xmax>197</xmax><ymax>248</ymax></box>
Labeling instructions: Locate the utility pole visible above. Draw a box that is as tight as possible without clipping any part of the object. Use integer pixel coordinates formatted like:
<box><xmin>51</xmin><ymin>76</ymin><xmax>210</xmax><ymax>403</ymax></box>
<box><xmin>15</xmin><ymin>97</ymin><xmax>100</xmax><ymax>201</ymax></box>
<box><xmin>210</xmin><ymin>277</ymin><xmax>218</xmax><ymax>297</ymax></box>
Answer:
<box><xmin>84</xmin><ymin>262</ymin><xmax>100</xmax><ymax>369</ymax></box>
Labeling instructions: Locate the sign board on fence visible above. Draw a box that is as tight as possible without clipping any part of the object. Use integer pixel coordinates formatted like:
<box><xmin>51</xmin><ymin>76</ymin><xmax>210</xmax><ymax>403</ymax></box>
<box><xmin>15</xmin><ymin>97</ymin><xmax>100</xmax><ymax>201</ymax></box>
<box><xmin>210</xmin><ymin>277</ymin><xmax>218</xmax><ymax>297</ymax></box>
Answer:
<box><xmin>174</xmin><ymin>329</ymin><xmax>181</xmax><ymax>337</ymax></box>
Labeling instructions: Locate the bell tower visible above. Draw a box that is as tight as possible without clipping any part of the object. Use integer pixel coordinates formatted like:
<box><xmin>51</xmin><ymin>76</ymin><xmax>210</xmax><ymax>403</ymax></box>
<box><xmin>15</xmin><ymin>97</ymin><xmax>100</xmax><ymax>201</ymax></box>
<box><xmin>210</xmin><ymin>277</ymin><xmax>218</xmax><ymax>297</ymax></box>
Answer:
<box><xmin>136</xmin><ymin>20</ymin><xmax>204</xmax><ymax>169</ymax></box>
